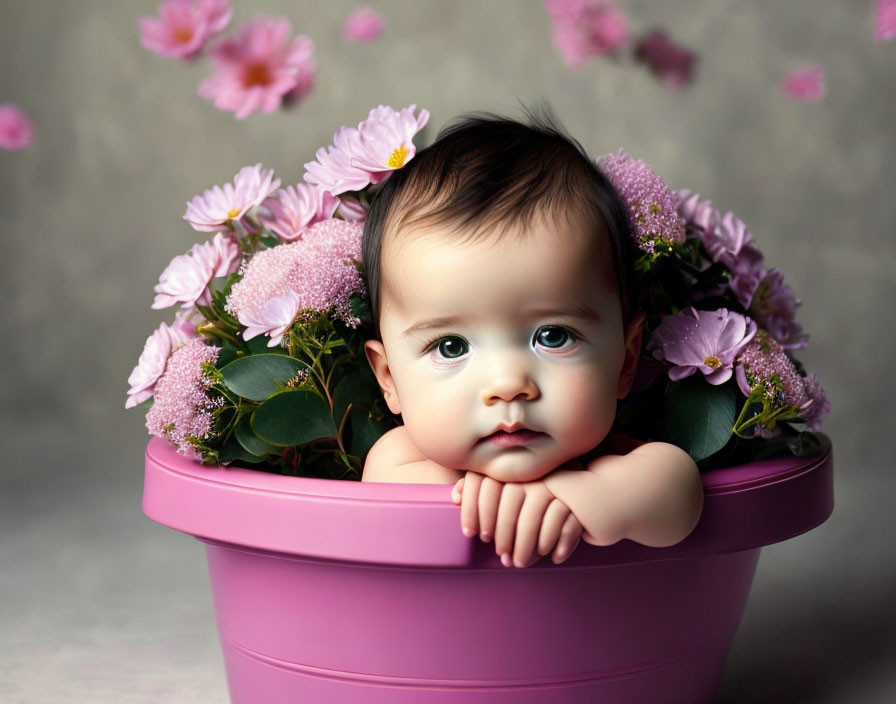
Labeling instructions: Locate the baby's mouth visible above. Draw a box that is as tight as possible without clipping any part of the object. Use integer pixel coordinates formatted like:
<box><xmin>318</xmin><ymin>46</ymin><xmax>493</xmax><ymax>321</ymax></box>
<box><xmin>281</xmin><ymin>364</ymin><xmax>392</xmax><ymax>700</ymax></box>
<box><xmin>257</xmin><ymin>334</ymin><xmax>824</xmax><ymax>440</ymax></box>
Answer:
<box><xmin>479</xmin><ymin>429</ymin><xmax>549</xmax><ymax>448</ymax></box>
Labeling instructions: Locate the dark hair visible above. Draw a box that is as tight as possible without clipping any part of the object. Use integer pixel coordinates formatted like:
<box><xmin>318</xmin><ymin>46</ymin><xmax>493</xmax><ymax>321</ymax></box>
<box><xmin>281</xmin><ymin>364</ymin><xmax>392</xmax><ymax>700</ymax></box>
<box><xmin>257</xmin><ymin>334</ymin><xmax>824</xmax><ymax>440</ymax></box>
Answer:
<box><xmin>362</xmin><ymin>107</ymin><xmax>637</xmax><ymax>340</ymax></box>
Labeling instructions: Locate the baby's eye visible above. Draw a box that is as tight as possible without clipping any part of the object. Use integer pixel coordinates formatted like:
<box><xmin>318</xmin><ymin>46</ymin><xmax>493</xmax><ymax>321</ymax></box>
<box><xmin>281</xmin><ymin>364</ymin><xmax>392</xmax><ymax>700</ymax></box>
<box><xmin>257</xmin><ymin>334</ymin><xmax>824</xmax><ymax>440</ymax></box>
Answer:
<box><xmin>534</xmin><ymin>326</ymin><xmax>578</xmax><ymax>350</ymax></box>
<box><xmin>427</xmin><ymin>335</ymin><xmax>469</xmax><ymax>361</ymax></box>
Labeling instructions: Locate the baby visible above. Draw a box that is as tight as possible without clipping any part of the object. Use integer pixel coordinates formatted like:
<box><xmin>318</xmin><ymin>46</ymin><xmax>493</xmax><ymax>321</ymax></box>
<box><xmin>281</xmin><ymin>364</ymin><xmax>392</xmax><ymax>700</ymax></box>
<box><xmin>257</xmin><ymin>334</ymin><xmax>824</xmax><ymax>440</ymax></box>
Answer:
<box><xmin>360</xmin><ymin>111</ymin><xmax>703</xmax><ymax>568</ymax></box>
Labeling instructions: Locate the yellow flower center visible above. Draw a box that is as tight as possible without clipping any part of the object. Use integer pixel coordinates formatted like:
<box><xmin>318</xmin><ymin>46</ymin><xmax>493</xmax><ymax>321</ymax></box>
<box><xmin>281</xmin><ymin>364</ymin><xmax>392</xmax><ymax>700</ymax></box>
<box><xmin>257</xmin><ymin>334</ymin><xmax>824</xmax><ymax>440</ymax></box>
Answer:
<box><xmin>387</xmin><ymin>144</ymin><xmax>409</xmax><ymax>169</ymax></box>
<box><xmin>173</xmin><ymin>27</ymin><xmax>194</xmax><ymax>44</ymax></box>
<box><xmin>703</xmin><ymin>355</ymin><xmax>722</xmax><ymax>369</ymax></box>
<box><xmin>227</xmin><ymin>208</ymin><xmax>242</xmax><ymax>219</ymax></box>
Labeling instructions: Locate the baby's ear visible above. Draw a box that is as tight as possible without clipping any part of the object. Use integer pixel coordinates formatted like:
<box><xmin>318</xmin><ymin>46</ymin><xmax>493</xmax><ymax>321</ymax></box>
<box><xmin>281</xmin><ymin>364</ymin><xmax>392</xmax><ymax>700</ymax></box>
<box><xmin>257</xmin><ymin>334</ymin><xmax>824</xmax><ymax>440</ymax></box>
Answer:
<box><xmin>616</xmin><ymin>312</ymin><xmax>647</xmax><ymax>400</ymax></box>
<box><xmin>364</xmin><ymin>339</ymin><xmax>402</xmax><ymax>415</ymax></box>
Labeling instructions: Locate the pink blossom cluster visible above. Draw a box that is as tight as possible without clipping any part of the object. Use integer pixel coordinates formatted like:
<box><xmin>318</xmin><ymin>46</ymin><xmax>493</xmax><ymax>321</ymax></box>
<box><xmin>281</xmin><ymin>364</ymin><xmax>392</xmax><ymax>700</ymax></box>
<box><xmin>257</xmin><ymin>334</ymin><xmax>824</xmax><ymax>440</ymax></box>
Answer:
<box><xmin>734</xmin><ymin>330</ymin><xmax>828</xmax><ymax>434</ymax></box>
<box><xmin>153</xmin><ymin>232</ymin><xmax>241</xmax><ymax>309</ymax></box>
<box><xmin>125</xmin><ymin>311</ymin><xmax>198</xmax><ymax>409</ymax></box>
<box><xmin>259</xmin><ymin>183</ymin><xmax>339</xmax><ymax>242</ymax></box>
<box><xmin>226</xmin><ymin>219</ymin><xmax>365</xmax><ymax>345</ymax></box>
<box><xmin>184</xmin><ymin>164</ymin><xmax>280</xmax><ymax>233</ymax></box>
<box><xmin>198</xmin><ymin>17</ymin><xmax>315</xmax><ymax>119</ymax></box>
<box><xmin>138</xmin><ymin>0</ymin><xmax>232</xmax><ymax>61</ymax></box>
<box><xmin>0</xmin><ymin>104</ymin><xmax>35</xmax><ymax>151</ymax></box>
<box><xmin>598</xmin><ymin>150</ymin><xmax>686</xmax><ymax>252</ymax></box>
<box><xmin>649</xmin><ymin>308</ymin><xmax>757</xmax><ymax>386</ymax></box>
<box><xmin>342</xmin><ymin>8</ymin><xmax>386</xmax><ymax>43</ymax></box>
<box><xmin>544</xmin><ymin>0</ymin><xmax>629</xmax><ymax>69</ymax></box>
<box><xmin>304</xmin><ymin>105</ymin><xmax>430</xmax><ymax>195</ymax></box>
<box><xmin>145</xmin><ymin>338</ymin><xmax>222</xmax><ymax>456</ymax></box>
<box><xmin>677</xmin><ymin>189</ymin><xmax>808</xmax><ymax>350</ymax></box>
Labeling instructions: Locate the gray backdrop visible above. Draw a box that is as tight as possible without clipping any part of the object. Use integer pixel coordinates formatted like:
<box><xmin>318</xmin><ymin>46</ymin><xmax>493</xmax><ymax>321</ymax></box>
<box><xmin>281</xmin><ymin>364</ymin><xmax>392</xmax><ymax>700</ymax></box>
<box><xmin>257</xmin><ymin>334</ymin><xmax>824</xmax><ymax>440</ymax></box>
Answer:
<box><xmin>1</xmin><ymin>1</ymin><xmax>894</xmax><ymax>701</ymax></box>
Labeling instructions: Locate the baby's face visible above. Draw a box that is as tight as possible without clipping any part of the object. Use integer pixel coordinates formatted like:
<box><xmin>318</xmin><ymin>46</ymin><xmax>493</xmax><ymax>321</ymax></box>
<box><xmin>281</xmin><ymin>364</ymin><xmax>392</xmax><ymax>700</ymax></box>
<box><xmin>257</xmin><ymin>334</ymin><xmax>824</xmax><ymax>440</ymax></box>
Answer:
<box><xmin>364</xmin><ymin>215</ymin><xmax>644</xmax><ymax>482</ymax></box>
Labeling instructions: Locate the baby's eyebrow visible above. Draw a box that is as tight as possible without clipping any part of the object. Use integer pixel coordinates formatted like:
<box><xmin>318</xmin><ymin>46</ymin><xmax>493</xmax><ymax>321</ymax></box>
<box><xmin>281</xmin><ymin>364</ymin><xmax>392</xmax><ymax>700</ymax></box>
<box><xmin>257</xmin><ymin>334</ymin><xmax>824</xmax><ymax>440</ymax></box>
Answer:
<box><xmin>401</xmin><ymin>305</ymin><xmax>600</xmax><ymax>338</ymax></box>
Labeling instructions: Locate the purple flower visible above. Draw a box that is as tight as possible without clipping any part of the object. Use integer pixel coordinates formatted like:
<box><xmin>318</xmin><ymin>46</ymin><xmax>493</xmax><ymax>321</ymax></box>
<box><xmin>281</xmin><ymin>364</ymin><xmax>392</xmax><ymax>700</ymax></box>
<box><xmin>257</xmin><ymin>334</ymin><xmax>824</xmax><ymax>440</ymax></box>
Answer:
<box><xmin>198</xmin><ymin>17</ymin><xmax>316</xmax><ymax>119</ymax></box>
<box><xmin>801</xmin><ymin>372</ymin><xmax>830</xmax><ymax>431</ymax></box>
<box><xmin>598</xmin><ymin>150</ymin><xmax>686</xmax><ymax>252</ymax></box>
<box><xmin>877</xmin><ymin>0</ymin><xmax>896</xmax><ymax>41</ymax></box>
<box><xmin>152</xmin><ymin>232</ymin><xmax>241</xmax><ymax>309</ymax></box>
<box><xmin>303</xmin><ymin>105</ymin><xmax>429</xmax><ymax>195</ymax></box>
<box><xmin>677</xmin><ymin>189</ymin><xmax>718</xmax><ymax>241</ymax></box>
<box><xmin>184</xmin><ymin>164</ymin><xmax>281</xmax><ymax>232</ymax></box>
<box><xmin>138</xmin><ymin>0</ymin><xmax>232</xmax><ymax>61</ymax></box>
<box><xmin>649</xmin><ymin>307</ymin><xmax>758</xmax><ymax>385</ymax></box>
<box><xmin>634</xmin><ymin>29</ymin><xmax>697</xmax><ymax>89</ymax></box>
<box><xmin>226</xmin><ymin>219</ymin><xmax>365</xmax><ymax>328</ymax></box>
<box><xmin>0</xmin><ymin>103</ymin><xmax>35</xmax><ymax>151</ymax></box>
<box><xmin>544</xmin><ymin>0</ymin><xmax>629</xmax><ymax>69</ymax></box>
<box><xmin>781</xmin><ymin>65</ymin><xmax>826</xmax><ymax>102</ymax></box>
<box><xmin>734</xmin><ymin>331</ymin><xmax>811</xmax><ymax>434</ymax></box>
<box><xmin>342</xmin><ymin>8</ymin><xmax>386</xmax><ymax>43</ymax></box>
<box><xmin>259</xmin><ymin>184</ymin><xmax>339</xmax><ymax>242</ymax></box>
<box><xmin>336</xmin><ymin>195</ymin><xmax>369</xmax><ymax>222</ymax></box>
<box><xmin>145</xmin><ymin>338</ymin><xmax>222</xmax><ymax>456</ymax></box>
<box><xmin>750</xmin><ymin>268</ymin><xmax>809</xmax><ymax>350</ymax></box>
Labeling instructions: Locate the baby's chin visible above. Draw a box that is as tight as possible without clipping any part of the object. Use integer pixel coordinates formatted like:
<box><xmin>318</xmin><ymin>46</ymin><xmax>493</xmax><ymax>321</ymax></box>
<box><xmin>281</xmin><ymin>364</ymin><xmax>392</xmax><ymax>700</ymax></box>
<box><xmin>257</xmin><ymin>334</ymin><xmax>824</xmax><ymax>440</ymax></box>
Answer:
<box><xmin>469</xmin><ymin>454</ymin><xmax>565</xmax><ymax>483</ymax></box>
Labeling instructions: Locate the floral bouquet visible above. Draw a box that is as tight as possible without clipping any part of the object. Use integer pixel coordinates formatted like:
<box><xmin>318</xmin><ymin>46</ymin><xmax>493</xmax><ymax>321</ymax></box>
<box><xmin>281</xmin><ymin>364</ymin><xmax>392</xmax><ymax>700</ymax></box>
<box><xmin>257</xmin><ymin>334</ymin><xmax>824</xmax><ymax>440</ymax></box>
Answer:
<box><xmin>127</xmin><ymin>104</ymin><xmax>828</xmax><ymax>479</ymax></box>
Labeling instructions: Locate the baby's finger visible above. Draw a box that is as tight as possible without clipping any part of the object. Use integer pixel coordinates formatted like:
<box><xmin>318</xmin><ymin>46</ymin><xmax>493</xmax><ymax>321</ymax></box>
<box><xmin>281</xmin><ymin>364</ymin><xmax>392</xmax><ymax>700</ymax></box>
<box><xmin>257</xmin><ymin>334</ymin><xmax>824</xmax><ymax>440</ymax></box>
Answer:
<box><xmin>513</xmin><ymin>492</ymin><xmax>554</xmax><ymax>568</ymax></box>
<box><xmin>451</xmin><ymin>476</ymin><xmax>465</xmax><ymax>504</ymax></box>
<box><xmin>552</xmin><ymin>512</ymin><xmax>584</xmax><ymax>564</ymax></box>
<box><xmin>494</xmin><ymin>484</ymin><xmax>525</xmax><ymax>560</ymax></box>
<box><xmin>460</xmin><ymin>472</ymin><xmax>483</xmax><ymax>537</ymax></box>
<box><xmin>477</xmin><ymin>477</ymin><xmax>502</xmax><ymax>541</ymax></box>
<box><xmin>537</xmin><ymin>499</ymin><xmax>571</xmax><ymax>556</ymax></box>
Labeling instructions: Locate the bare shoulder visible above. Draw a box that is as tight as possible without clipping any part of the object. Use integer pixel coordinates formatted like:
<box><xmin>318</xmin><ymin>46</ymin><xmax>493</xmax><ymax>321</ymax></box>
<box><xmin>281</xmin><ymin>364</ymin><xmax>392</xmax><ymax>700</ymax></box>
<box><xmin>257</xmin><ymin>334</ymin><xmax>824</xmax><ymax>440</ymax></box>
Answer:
<box><xmin>362</xmin><ymin>426</ymin><xmax>464</xmax><ymax>484</ymax></box>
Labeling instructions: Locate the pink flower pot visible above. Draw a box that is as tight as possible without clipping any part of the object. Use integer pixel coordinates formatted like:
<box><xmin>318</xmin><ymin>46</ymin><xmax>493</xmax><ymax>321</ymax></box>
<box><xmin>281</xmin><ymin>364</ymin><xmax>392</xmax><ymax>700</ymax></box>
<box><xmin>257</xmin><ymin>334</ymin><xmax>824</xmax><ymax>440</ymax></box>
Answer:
<box><xmin>143</xmin><ymin>435</ymin><xmax>833</xmax><ymax>703</ymax></box>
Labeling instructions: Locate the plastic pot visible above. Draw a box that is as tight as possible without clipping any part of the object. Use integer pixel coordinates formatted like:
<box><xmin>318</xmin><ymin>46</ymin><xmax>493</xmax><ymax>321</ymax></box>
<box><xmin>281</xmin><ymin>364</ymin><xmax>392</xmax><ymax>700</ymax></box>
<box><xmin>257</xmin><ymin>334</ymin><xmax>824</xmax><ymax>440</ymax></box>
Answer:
<box><xmin>143</xmin><ymin>434</ymin><xmax>833</xmax><ymax>703</ymax></box>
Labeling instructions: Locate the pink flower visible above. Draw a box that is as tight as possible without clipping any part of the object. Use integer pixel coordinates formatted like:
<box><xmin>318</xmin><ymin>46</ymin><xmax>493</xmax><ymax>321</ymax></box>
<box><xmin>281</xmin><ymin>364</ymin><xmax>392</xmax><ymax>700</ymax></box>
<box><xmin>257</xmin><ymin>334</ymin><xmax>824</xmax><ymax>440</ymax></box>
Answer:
<box><xmin>801</xmin><ymin>372</ymin><xmax>830</xmax><ymax>431</ymax></box>
<box><xmin>735</xmin><ymin>330</ymin><xmax>809</xmax><ymax>413</ymax></box>
<box><xmin>259</xmin><ymin>184</ymin><xmax>339</xmax><ymax>241</ymax></box>
<box><xmin>876</xmin><ymin>0</ymin><xmax>896</xmax><ymax>41</ymax></box>
<box><xmin>544</xmin><ymin>0</ymin><xmax>629</xmax><ymax>69</ymax></box>
<box><xmin>649</xmin><ymin>307</ymin><xmax>758</xmax><ymax>385</ymax></box>
<box><xmin>677</xmin><ymin>189</ymin><xmax>718</xmax><ymax>241</ymax></box>
<box><xmin>750</xmin><ymin>268</ymin><xmax>809</xmax><ymax>350</ymax></box>
<box><xmin>145</xmin><ymin>338</ymin><xmax>222</xmax><ymax>456</ymax></box>
<box><xmin>336</xmin><ymin>195</ymin><xmax>369</xmax><ymax>222</ymax></box>
<box><xmin>198</xmin><ymin>17</ymin><xmax>315</xmax><ymax>119</ymax></box>
<box><xmin>138</xmin><ymin>0</ymin><xmax>232</xmax><ymax>61</ymax></box>
<box><xmin>634</xmin><ymin>29</ymin><xmax>697</xmax><ymax>89</ymax></box>
<box><xmin>343</xmin><ymin>8</ymin><xmax>386</xmax><ymax>43</ymax></box>
<box><xmin>598</xmin><ymin>150</ymin><xmax>686</xmax><ymax>252</ymax></box>
<box><xmin>184</xmin><ymin>164</ymin><xmax>281</xmax><ymax>232</ymax></box>
<box><xmin>0</xmin><ymin>104</ymin><xmax>35</xmax><ymax>151</ymax></box>
<box><xmin>226</xmin><ymin>219</ymin><xmax>365</xmax><ymax>327</ymax></box>
<box><xmin>304</xmin><ymin>105</ymin><xmax>430</xmax><ymax>195</ymax></box>
<box><xmin>153</xmin><ymin>232</ymin><xmax>241</xmax><ymax>309</ymax></box>
<box><xmin>781</xmin><ymin>65</ymin><xmax>826</xmax><ymax>101</ymax></box>
<box><xmin>126</xmin><ymin>319</ymin><xmax>196</xmax><ymax>409</ymax></box>
<box><xmin>238</xmin><ymin>292</ymin><xmax>303</xmax><ymax>347</ymax></box>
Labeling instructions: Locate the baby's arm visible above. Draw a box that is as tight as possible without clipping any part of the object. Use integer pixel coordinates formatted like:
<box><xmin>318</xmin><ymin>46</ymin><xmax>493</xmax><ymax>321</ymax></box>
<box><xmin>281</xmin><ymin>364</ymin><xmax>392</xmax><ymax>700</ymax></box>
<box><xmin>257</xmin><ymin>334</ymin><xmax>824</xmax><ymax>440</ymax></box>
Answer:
<box><xmin>541</xmin><ymin>442</ymin><xmax>704</xmax><ymax>547</ymax></box>
<box><xmin>362</xmin><ymin>426</ymin><xmax>465</xmax><ymax>484</ymax></box>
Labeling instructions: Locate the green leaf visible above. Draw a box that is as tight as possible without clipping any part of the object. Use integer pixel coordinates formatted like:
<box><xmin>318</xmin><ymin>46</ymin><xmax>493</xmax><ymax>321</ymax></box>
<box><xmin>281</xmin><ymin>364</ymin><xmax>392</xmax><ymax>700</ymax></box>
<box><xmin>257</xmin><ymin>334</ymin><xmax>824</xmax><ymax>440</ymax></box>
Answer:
<box><xmin>218</xmin><ymin>435</ymin><xmax>267</xmax><ymax>464</ymax></box>
<box><xmin>246</xmin><ymin>335</ymin><xmax>288</xmax><ymax>356</ymax></box>
<box><xmin>663</xmin><ymin>376</ymin><xmax>737</xmax><ymax>462</ymax></box>
<box><xmin>332</xmin><ymin>368</ymin><xmax>382</xmax><ymax>428</ymax></box>
<box><xmin>251</xmin><ymin>389</ymin><xmax>337</xmax><ymax>446</ymax></box>
<box><xmin>219</xmin><ymin>354</ymin><xmax>306</xmax><ymax>401</ymax></box>
<box><xmin>234</xmin><ymin>414</ymin><xmax>280</xmax><ymax>457</ymax></box>
<box><xmin>215</xmin><ymin>348</ymin><xmax>239</xmax><ymax>368</ymax></box>
<box><xmin>347</xmin><ymin>407</ymin><xmax>391</xmax><ymax>462</ymax></box>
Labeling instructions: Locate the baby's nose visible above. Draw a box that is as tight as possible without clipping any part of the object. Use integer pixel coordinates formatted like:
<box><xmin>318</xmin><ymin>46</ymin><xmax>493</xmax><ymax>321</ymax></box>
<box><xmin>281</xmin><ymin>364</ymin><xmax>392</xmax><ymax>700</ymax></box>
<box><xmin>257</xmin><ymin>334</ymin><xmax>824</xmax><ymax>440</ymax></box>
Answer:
<box><xmin>481</xmin><ymin>361</ymin><xmax>539</xmax><ymax>405</ymax></box>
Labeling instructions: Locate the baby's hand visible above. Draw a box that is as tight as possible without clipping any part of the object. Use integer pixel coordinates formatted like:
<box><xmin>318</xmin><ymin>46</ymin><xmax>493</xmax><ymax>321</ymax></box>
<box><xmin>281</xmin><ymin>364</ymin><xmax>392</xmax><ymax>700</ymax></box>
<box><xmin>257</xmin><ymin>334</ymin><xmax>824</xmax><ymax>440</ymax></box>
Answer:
<box><xmin>451</xmin><ymin>472</ymin><xmax>584</xmax><ymax>568</ymax></box>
